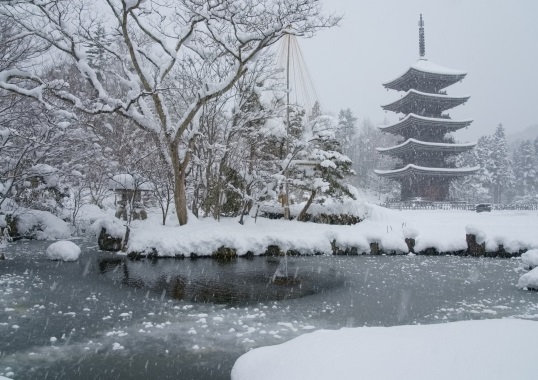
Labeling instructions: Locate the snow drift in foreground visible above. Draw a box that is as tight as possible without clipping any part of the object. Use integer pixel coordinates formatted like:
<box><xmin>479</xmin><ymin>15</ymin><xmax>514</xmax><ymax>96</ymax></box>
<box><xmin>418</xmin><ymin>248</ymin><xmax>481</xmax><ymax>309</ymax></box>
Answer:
<box><xmin>232</xmin><ymin>319</ymin><xmax>538</xmax><ymax>380</ymax></box>
<box><xmin>46</xmin><ymin>241</ymin><xmax>81</xmax><ymax>261</ymax></box>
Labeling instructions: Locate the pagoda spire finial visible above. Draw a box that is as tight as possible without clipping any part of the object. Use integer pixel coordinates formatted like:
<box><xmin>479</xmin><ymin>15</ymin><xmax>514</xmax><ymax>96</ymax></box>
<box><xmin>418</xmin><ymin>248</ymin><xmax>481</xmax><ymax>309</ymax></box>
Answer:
<box><xmin>418</xmin><ymin>14</ymin><xmax>426</xmax><ymax>59</ymax></box>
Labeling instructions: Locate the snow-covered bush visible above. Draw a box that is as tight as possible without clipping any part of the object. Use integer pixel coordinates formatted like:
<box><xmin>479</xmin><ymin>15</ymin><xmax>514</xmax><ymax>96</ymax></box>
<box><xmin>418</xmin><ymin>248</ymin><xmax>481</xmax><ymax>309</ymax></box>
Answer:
<box><xmin>6</xmin><ymin>210</ymin><xmax>71</xmax><ymax>240</ymax></box>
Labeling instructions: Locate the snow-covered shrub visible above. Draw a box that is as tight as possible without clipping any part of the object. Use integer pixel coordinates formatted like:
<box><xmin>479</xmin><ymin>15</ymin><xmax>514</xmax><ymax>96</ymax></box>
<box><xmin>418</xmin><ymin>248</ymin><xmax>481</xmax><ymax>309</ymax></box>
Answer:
<box><xmin>7</xmin><ymin>210</ymin><xmax>71</xmax><ymax>240</ymax></box>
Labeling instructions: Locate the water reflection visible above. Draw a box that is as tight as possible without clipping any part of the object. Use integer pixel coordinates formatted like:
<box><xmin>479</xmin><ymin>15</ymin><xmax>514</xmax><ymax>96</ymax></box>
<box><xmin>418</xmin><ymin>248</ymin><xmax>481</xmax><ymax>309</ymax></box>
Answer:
<box><xmin>97</xmin><ymin>256</ymin><xmax>344</xmax><ymax>305</ymax></box>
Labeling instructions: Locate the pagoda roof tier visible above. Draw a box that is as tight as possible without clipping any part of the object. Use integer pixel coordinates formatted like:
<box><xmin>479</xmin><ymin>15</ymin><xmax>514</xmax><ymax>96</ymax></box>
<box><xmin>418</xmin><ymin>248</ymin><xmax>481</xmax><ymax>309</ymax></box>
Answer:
<box><xmin>379</xmin><ymin>114</ymin><xmax>473</xmax><ymax>136</ymax></box>
<box><xmin>377</xmin><ymin>139</ymin><xmax>476</xmax><ymax>157</ymax></box>
<box><xmin>381</xmin><ymin>90</ymin><xmax>470</xmax><ymax>115</ymax></box>
<box><xmin>383</xmin><ymin>59</ymin><xmax>467</xmax><ymax>92</ymax></box>
<box><xmin>375</xmin><ymin>164</ymin><xmax>480</xmax><ymax>179</ymax></box>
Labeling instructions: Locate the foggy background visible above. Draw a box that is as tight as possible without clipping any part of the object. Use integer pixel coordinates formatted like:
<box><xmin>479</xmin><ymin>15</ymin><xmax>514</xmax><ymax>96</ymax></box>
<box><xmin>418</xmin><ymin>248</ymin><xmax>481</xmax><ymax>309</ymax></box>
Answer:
<box><xmin>300</xmin><ymin>0</ymin><xmax>538</xmax><ymax>142</ymax></box>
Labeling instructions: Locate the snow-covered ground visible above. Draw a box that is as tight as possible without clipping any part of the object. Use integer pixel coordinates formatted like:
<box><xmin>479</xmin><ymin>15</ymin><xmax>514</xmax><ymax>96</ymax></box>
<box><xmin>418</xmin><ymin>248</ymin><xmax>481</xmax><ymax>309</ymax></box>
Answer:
<box><xmin>231</xmin><ymin>319</ymin><xmax>538</xmax><ymax>380</ymax></box>
<box><xmin>122</xmin><ymin>205</ymin><xmax>538</xmax><ymax>256</ymax></box>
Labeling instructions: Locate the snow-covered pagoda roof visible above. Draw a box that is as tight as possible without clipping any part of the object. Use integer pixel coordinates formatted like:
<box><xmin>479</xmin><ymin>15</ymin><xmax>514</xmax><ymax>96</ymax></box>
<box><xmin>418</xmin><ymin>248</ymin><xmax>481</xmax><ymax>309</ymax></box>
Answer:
<box><xmin>379</xmin><ymin>113</ymin><xmax>473</xmax><ymax>135</ymax></box>
<box><xmin>377</xmin><ymin>139</ymin><xmax>476</xmax><ymax>157</ymax></box>
<box><xmin>375</xmin><ymin>164</ymin><xmax>479</xmax><ymax>179</ymax></box>
<box><xmin>383</xmin><ymin>59</ymin><xmax>467</xmax><ymax>92</ymax></box>
<box><xmin>381</xmin><ymin>89</ymin><xmax>470</xmax><ymax>115</ymax></box>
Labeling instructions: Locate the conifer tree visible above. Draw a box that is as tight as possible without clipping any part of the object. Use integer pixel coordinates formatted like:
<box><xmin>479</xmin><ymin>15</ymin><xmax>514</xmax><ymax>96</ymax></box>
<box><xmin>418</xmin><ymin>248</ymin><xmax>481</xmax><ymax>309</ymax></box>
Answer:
<box><xmin>490</xmin><ymin>124</ymin><xmax>514</xmax><ymax>203</ymax></box>
<box><xmin>336</xmin><ymin>108</ymin><xmax>358</xmax><ymax>155</ymax></box>
<box><xmin>513</xmin><ymin>140</ymin><xmax>537</xmax><ymax>201</ymax></box>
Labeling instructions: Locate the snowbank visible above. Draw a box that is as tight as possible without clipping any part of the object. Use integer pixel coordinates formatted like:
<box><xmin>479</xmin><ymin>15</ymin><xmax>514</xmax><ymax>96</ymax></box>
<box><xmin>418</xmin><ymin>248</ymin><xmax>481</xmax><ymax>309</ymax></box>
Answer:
<box><xmin>14</xmin><ymin>210</ymin><xmax>71</xmax><ymax>240</ymax></box>
<box><xmin>124</xmin><ymin>206</ymin><xmax>538</xmax><ymax>257</ymax></box>
<box><xmin>46</xmin><ymin>241</ymin><xmax>81</xmax><ymax>261</ymax></box>
<box><xmin>521</xmin><ymin>249</ymin><xmax>538</xmax><ymax>269</ymax></box>
<box><xmin>518</xmin><ymin>267</ymin><xmax>538</xmax><ymax>290</ymax></box>
<box><xmin>231</xmin><ymin>319</ymin><xmax>538</xmax><ymax>380</ymax></box>
<box><xmin>261</xmin><ymin>198</ymin><xmax>367</xmax><ymax>218</ymax></box>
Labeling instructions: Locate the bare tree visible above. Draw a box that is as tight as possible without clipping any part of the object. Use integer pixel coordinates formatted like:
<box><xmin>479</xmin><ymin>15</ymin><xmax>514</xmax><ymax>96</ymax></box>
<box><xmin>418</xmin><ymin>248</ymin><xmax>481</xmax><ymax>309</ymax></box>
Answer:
<box><xmin>0</xmin><ymin>0</ymin><xmax>339</xmax><ymax>225</ymax></box>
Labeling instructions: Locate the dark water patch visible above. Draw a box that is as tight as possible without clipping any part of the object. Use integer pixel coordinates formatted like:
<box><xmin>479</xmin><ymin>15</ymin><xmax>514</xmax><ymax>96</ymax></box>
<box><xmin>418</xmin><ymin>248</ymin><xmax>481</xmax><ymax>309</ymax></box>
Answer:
<box><xmin>98</xmin><ymin>256</ymin><xmax>344</xmax><ymax>305</ymax></box>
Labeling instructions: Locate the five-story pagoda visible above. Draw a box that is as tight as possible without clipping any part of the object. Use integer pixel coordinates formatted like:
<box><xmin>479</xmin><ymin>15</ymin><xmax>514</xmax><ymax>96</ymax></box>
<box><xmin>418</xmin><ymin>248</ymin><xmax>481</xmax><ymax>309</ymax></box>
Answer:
<box><xmin>375</xmin><ymin>15</ymin><xmax>479</xmax><ymax>201</ymax></box>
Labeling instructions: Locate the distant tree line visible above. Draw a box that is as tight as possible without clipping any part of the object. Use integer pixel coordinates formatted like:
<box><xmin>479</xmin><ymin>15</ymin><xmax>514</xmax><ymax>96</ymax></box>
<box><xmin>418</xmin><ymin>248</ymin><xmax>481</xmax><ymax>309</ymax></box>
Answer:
<box><xmin>451</xmin><ymin>124</ymin><xmax>538</xmax><ymax>204</ymax></box>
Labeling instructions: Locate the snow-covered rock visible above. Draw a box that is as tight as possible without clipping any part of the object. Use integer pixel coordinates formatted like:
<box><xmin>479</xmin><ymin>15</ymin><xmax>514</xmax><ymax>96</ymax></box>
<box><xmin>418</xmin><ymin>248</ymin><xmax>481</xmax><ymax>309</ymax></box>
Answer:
<box><xmin>518</xmin><ymin>267</ymin><xmax>538</xmax><ymax>290</ymax></box>
<box><xmin>92</xmin><ymin>216</ymin><xmax>126</xmax><ymax>239</ymax></box>
<box><xmin>521</xmin><ymin>249</ymin><xmax>538</xmax><ymax>269</ymax></box>
<box><xmin>231</xmin><ymin>319</ymin><xmax>538</xmax><ymax>380</ymax></box>
<box><xmin>46</xmin><ymin>241</ymin><xmax>81</xmax><ymax>261</ymax></box>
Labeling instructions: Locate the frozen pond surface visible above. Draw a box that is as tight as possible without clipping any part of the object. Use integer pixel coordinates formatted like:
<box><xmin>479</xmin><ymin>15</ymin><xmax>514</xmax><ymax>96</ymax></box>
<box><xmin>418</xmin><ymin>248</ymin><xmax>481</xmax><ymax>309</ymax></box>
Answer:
<box><xmin>1</xmin><ymin>239</ymin><xmax>538</xmax><ymax>379</ymax></box>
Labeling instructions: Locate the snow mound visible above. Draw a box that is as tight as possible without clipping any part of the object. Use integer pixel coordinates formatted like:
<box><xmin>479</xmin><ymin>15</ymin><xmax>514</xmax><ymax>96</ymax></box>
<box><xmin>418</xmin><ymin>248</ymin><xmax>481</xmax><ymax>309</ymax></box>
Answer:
<box><xmin>465</xmin><ymin>224</ymin><xmax>486</xmax><ymax>243</ymax></box>
<box><xmin>15</xmin><ymin>210</ymin><xmax>71</xmax><ymax>240</ymax></box>
<box><xmin>403</xmin><ymin>227</ymin><xmax>419</xmax><ymax>239</ymax></box>
<box><xmin>92</xmin><ymin>216</ymin><xmax>126</xmax><ymax>238</ymax></box>
<box><xmin>518</xmin><ymin>267</ymin><xmax>538</xmax><ymax>290</ymax></box>
<box><xmin>46</xmin><ymin>241</ymin><xmax>81</xmax><ymax>261</ymax></box>
<box><xmin>232</xmin><ymin>319</ymin><xmax>538</xmax><ymax>380</ymax></box>
<box><xmin>521</xmin><ymin>249</ymin><xmax>538</xmax><ymax>269</ymax></box>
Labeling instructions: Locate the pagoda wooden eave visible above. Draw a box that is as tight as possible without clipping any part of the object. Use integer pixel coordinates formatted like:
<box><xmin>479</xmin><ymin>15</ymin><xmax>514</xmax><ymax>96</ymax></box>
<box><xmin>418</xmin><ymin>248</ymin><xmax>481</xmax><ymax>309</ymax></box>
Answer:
<box><xmin>379</xmin><ymin>113</ymin><xmax>473</xmax><ymax>135</ymax></box>
<box><xmin>383</xmin><ymin>59</ymin><xmax>467</xmax><ymax>92</ymax></box>
<box><xmin>381</xmin><ymin>90</ymin><xmax>470</xmax><ymax>115</ymax></box>
<box><xmin>375</xmin><ymin>164</ymin><xmax>480</xmax><ymax>179</ymax></box>
<box><xmin>377</xmin><ymin>139</ymin><xmax>476</xmax><ymax>157</ymax></box>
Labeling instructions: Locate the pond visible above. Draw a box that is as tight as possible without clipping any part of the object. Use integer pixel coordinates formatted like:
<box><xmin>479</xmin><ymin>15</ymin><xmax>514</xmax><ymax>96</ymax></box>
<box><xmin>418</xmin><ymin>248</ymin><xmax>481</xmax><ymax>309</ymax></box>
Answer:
<box><xmin>1</xmin><ymin>238</ymin><xmax>537</xmax><ymax>379</ymax></box>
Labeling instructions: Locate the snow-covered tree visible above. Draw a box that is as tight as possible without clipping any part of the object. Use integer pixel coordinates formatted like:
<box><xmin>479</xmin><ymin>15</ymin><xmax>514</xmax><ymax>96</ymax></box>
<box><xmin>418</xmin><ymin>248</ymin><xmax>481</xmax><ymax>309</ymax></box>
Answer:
<box><xmin>336</xmin><ymin>108</ymin><xmax>357</xmax><ymax>155</ymax></box>
<box><xmin>0</xmin><ymin>0</ymin><xmax>339</xmax><ymax>226</ymax></box>
<box><xmin>513</xmin><ymin>140</ymin><xmax>537</xmax><ymax>202</ymax></box>
<box><xmin>288</xmin><ymin>114</ymin><xmax>355</xmax><ymax>221</ymax></box>
<box><xmin>490</xmin><ymin>124</ymin><xmax>515</xmax><ymax>203</ymax></box>
<box><xmin>449</xmin><ymin>145</ymin><xmax>490</xmax><ymax>203</ymax></box>
<box><xmin>350</xmin><ymin>118</ymin><xmax>400</xmax><ymax>199</ymax></box>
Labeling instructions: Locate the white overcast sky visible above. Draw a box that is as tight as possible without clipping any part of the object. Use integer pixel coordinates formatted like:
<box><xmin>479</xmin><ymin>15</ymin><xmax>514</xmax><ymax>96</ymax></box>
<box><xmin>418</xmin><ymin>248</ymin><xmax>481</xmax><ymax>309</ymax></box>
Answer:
<box><xmin>299</xmin><ymin>0</ymin><xmax>538</xmax><ymax>141</ymax></box>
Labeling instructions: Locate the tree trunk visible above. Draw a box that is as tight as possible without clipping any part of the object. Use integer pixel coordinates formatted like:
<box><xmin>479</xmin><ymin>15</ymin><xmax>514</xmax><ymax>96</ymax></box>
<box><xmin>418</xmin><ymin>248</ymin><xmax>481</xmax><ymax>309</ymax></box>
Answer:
<box><xmin>297</xmin><ymin>190</ymin><xmax>316</xmax><ymax>222</ymax></box>
<box><xmin>171</xmin><ymin>144</ymin><xmax>188</xmax><ymax>226</ymax></box>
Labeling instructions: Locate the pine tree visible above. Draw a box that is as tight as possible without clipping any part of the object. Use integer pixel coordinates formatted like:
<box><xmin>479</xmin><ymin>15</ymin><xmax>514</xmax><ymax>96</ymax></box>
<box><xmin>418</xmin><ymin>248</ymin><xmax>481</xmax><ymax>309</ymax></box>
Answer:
<box><xmin>292</xmin><ymin>114</ymin><xmax>355</xmax><ymax>221</ymax></box>
<box><xmin>490</xmin><ymin>124</ymin><xmax>515</xmax><ymax>203</ymax></box>
<box><xmin>336</xmin><ymin>108</ymin><xmax>358</xmax><ymax>155</ymax></box>
<box><xmin>513</xmin><ymin>140</ymin><xmax>537</xmax><ymax>201</ymax></box>
<box><xmin>309</xmin><ymin>101</ymin><xmax>322</xmax><ymax>121</ymax></box>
